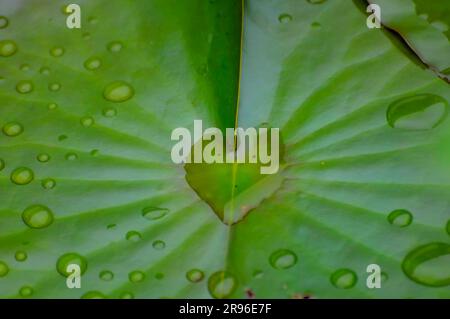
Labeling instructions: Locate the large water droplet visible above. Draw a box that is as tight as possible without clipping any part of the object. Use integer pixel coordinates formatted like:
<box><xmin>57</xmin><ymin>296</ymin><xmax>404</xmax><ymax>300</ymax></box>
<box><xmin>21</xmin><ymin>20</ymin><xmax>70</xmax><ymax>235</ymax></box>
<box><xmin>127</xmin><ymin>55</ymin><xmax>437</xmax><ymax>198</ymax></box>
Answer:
<box><xmin>401</xmin><ymin>242</ymin><xmax>450</xmax><ymax>287</ymax></box>
<box><xmin>129</xmin><ymin>270</ymin><xmax>145</xmax><ymax>283</ymax></box>
<box><xmin>278</xmin><ymin>14</ymin><xmax>292</xmax><ymax>24</ymax></box>
<box><xmin>107</xmin><ymin>41</ymin><xmax>123</xmax><ymax>52</ymax></box>
<box><xmin>15</xmin><ymin>250</ymin><xmax>27</xmax><ymax>262</ymax></box>
<box><xmin>19</xmin><ymin>286</ymin><xmax>33</xmax><ymax>297</ymax></box>
<box><xmin>208</xmin><ymin>271</ymin><xmax>237</xmax><ymax>299</ymax></box>
<box><xmin>152</xmin><ymin>240</ymin><xmax>166</xmax><ymax>250</ymax></box>
<box><xmin>330</xmin><ymin>269</ymin><xmax>357</xmax><ymax>289</ymax></box>
<box><xmin>84</xmin><ymin>57</ymin><xmax>102</xmax><ymax>70</ymax></box>
<box><xmin>0</xmin><ymin>261</ymin><xmax>9</xmax><ymax>277</ymax></box>
<box><xmin>142</xmin><ymin>207</ymin><xmax>169</xmax><ymax>220</ymax></box>
<box><xmin>80</xmin><ymin>116</ymin><xmax>94</xmax><ymax>127</ymax></box>
<box><xmin>81</xmin><ymin>291</ymin><xmax>106</xmax><ymax>299</ymax></box>
<box><xmin>11</xmin><ymin>167</ymin><xmax>34</xmax><ymax>185</ymax></box>
<box><xmin>0</xmin><ymin>16</ymin><xmax>9</xmax><ymax>29</ymax></box>
<box><xmin>22</xmin><ymin>205</ymin><xmax>54</xmax><ymax>228</ymax></box>
<box><xmin>50</xmin><ymin>47</ymin><xmax>65</xmax><ymax>57</ymax></box>
<box><xmin>16</xmin><ymin>80</ymin><xmax>34</xmax><ymax>94</ymax></box>
<box><xmin>269</xmin><ymin>249</ymin><xmax>297</xmax><ymax>269</ymax></box>
<box><xmin>103</xmin><ymin>81</ymin><xmax>134</xmax><ymax>102</ymax></box>
<box><xmin>41</xmin><ymin>178</ymin><xmax>56</xmax><ymax>190</ymax></box>
<box><xmin>56</xmin><ymin>253</ymin><xmax>87</xmax><ymax>277</ymax></box>
<box><xmin>126</xmin><ymin>230</ymin><xmax>142</xmax><ymax>242</ymax></box>
<box><xmin>387</xmin><ymin>209</ymin><xmax>413</xmax><ymax>227</ymax></box>
<box><xmin>99</xmin><ymin>270</ymin><xmax>114</xmax><ymax>281</ymax></box>
<box><xmin>2</xmin><ymin>121</ymin><xmax>23</xmax><ymax>136</ymax></box>
<box><xmin>0</xmin><ymin>40</ymin><xmax>17</xmax><ymax>57</ymax></box>
<box><xmin>186</xmin><ymin>269</ymin><xmax>204</xmax><ymax>283</ymax></box>
<box><xmin>386</xmin><ymin>94</ymin><xmax>448</xmax><ymax>130</ymax></box>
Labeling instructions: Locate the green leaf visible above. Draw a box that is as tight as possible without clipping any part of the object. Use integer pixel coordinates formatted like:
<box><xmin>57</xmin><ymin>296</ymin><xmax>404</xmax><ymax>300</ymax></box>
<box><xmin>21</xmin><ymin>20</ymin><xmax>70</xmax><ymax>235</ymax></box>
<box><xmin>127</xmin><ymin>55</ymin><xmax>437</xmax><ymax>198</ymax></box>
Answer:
<box><xmin>0</xmin><ymin>0</ymin><xmax>449</xmax><ymax>299</ymax></box>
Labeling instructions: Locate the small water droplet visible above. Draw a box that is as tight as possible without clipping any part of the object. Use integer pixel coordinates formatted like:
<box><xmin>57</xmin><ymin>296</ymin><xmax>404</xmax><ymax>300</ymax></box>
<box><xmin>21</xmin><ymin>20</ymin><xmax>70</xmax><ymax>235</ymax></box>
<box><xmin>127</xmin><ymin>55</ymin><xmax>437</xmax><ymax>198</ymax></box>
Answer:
<box><xmin>11</xmin><ymin>167</ymin><xmax>34</xmax><ymax>185</ymax></box>
<box><xmin>16</xmin><ymin>80</ymin><xmax>34</xmax><ymax>94</ymax></box>
<box><xmin>19</xmin><ymin>286</ymin><xmax>33</xmax><ymax>297</ymax></box>
<box><xmin>48</xmin><ymin>102</ymin><xmax>58</xmax><ymax>110</ymax></box>
<box><xmin>50</xmin><ymin>47</ymin><xmax>65</xmax><ymax>57</ymax></box>
<box><xmin>278</xmin><ymin>14</ymin><xmax>292</xmax><ymax>24</ymax></box>
<box><xmin>0</xmin><ymin>16</ymin><xmax>9</xmax><ymax>29</ymax></box>
<box><xmin>129</xmin><ymin>270</ymin><xmax>145</xmax><ymax>283</ymax></box>
<box><xmin>81</xmin><ymin>291</ymin><xmax>106</xmax><ymax>299</ymax></box>
<box><xmin>152</xmin><ymin>240</ymin><xmax>165</xmax><ymax>250</ymax></box>
<box><xmin>208</xmin><ymin>271</ymin><xmax>237</xmax><ymax>299</ymax></box>
<box><xmin>90</xmin><ymin>149</ymin><xmax>99</xmax><ymax>156</ymax></box>
<box><xmin>387</xmin><ymin>209</ymin><xmax>413</xmax><ymax>227</ymax></box>
<box><xmin>0</xmin><ymin>158</ymin><xmax>4</xmax><ymax>171</ymax></box>
<box><xmin>99</xmin><ymin>270</ymin><xmax>114</xmax><ymax>281</ymax></box>
<box><xmin>155</xmin><ymin>272</ymin><xmax>164</xmax><ymax>280</ymax></box>
<box><xmin>82</xmin><ymin>32</ymin><xmax>91</xmax><ymax>40</ymax></box>
<box><xmin>88</xmin><ymin>17</ymin><xmax>98</xmax><ymax>24</ymax></box>
<box><xmin>58</xmin><ymin>134</ymin><xmax>67</xmax><ymax>141</ymax></box>
<box><xmin>103</xmin><ymin>81</ymin><xmax>134</xmax><ymax>102</ymax></box>
<box><xmin>48</xmin><ymin>82</ymin><xmax>61</xmax><ymax>91</ymax></box>
<box><xmin>387</xmin><ymin>94</ymin><xmax>448</xmax><ymax>130</ymax></box>
<box><xmin>252</xmin><ymin>270</ymin><xmax>263</xmax><ymax>279</ymax></box>
<box><xmin>311</xmin><ymin>21</ymin><xmax>321</xmax><ymax>28</ymax></box>
<box><xmin>330</xmin><ymin>268</ymin><xmax>357</xmax><ymax>289</ymax></box>
<box><xmin>20</xmin><ymin>64</ymin><xmax>30</xmax><ymax>71</ymax></box>
<box><xmin>307</xmin><ymin>0</ymin><xmax>327</xmax><ymax>4</ymax></box>
<box><xmin>106</xmin><ymin>223</ymin><xmax>116</xmax><ymax>229</ymax></box>
<box><xmin>56</xmin><ymin>253</ymin><xmax>88</xmax><ymax>277</ymax></box>
<box><xmin>15</xmin><ymin>250</ymin><xmax>27</xmax><ymax>262</ymax></box>
<box><xmin>40</xmin><ymin>67</ymin><xmax>50</xmax><ymax>75</ymax></box>
<box><xmin>0</xmin><ymin>40</ymin><xmax>18</xmax><ymax>57</ymax></box>
<box><xmin>107</xmin><ymin>41</ymin><xmax>123</xmax><ymax>52</ymax></box>
<box><xmin>80</xmin><ymin>116</ymin><xmax>94</xmax><ymax>127</ymax></box>
<box><xmin>126</xmin><ymin>230</ymin><xmax>142</xmax><ymax>242</ymax></box>
<box><xmin>401</xmin><ymin>242</ymin><xmax>450</xmax><ymax>287</ymax></box>
<box><xmin>142</xmin><ymin>207</ymin><xmax>169</xmax><ymax>220</ymax></box>
<box><xmin>41</xmin><ymin>178</ymin><xmax>56</xmax><ymax>190</ymax></box>
<box><xmin>186</xmin><ymin>269</ymin><xmax>204</xmax><ymax>283</ymax></box>
<box><xmin>2</xmin><ymin>121</ymin><xmax>23</xmax><ymax>136</ymax></box>
<box><xmin>84</xmin><ymin>57</ymin><xmax>101</xmax><ymax>70</ymax></box>
<box><xmin>446</xmin><ymin>220</ymin><xmax>450</xmax><ymax>236</ymax></box>
<box><xmin>269</xmin><ymin>249</ymin><xmax>297</xmax><ymax>269</ymax></box>
<box><xmin>37</xmin><ymin>153</ymin><xmax>50</xmax><ymax>163</ymax></box>
<box><xmin>22</xmin><ymin>204</ymin><xmax>54</xmax><ymax>228</ymax></box>
<box><xmin>119</xmin><ymin>291</ymin><xmax>134</xmax><ymax>299</ymax></box>
<box><xmin>0</xmin><ymin>261</ymin><xmax>9</xmax><ymax>277</ymax></box>
<box><xmin>102</xmin><ymin>107</ymin><xmax>117</xmax><ymax>117</ymax></box>
<box><xmin>65</xmin><ymin>152</ymin><xmax>78</xmax><ymax>161</ymax></box>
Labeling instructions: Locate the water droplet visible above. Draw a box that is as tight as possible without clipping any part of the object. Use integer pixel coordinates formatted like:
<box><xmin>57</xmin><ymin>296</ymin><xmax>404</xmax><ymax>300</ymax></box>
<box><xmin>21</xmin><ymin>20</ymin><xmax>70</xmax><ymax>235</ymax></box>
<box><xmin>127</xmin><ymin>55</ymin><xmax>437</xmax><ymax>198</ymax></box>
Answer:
<box><xmin>311</xmin><ymin>21</ymin><xmax>321</xmax><ymax>28</ymax></box>
<box><xmin>0</xmin><ymin>16</ymin><xmax>9</xmax><ymax>29</ymax></box>
<box><xmin>129</xmin><ymin>270</ymin><xmax>145</xmax><ymax>283</ymax></box>
<box><xmin>82</xmin><ymin>32</ymin><xmax>91</xmax><ymax>40</ymax></box>
<box><xmin>48</xmin><ymin>82</ymin><xmax>61</xmax><ymax>91</ymax></box>
<box><xmin>252</xmin><ymin>270</ymin><xmax>263</xmax><ymax>279</ymax></box>
<box><xmin>155</xmin><ymin>272</ymin><xmax>164</xmax><ymax>280</ymax></box>
<box><xmin>19</xmin><ymin>286</ymin><xmax>33</xmax><ymax>297</ymax></box>
<box><xmin>50</xmin><ymin>47</ymin><xmax>65</xmax><ymax>57</ymax></box>
<box><xmin>48</xmin><ymin>102</ymin><xmax>58</xmax><ymax>110</ymax></box>
<box><xmin>40</xmin><ymin>67</ymin><xmax>50</xmax><ymax>75</ymax></box>
<box><xmin>37</xmin><ymin>153</ymin><xmax>50</xmax><ymax>163</ymax></box>
<box><xmin>90</xmin><ymin>149</ymin><xmax>99</xmax><ymax>156</ymax></box>
<box><xmin>15</xmin><ymin>250</ymin><xmax>27</xmax><ymax>262</ymax></box>
<box><xmin>269</xmin><ymin>249</ymin><xmax>297</xmax><ymax>269</ymax></box>
<box><xmin>22</xmin><ymin>204</ymin><xmax>54</xmax><ymax>229</ymax></box>
<box><xmin>142</xmin><ymin>207</ymin><xmax>169</xmax><ymax>220</ymax></box>
<box><xmin>125</xmin><ymin>230</ymin><xmax>142</xmax><ymax>242</ymax></box>
<box><xmin>41</xmin><ymin>178</ymin><xmax>56</xmax><ymax>190</ymax></box>
<box><xmin>16</xmin><ymin>80</ymin><xmax>33</xmax><ymax>94</ymax></box>
<box><xmin>446</xmin><ymin>220</ymin><xmax>450</xmax><ymax>236</ymax></box>
<box><xmin>56</xmin><ymin>253</ymin><xmax>87</xmax><ymax>277</ymax></box>
<box><xmin>103</xmin><ymin>81</ymin><xmax>134</xmax><ymax>103</ymax></box>
<box><xmin>88</xmin><ymin>17</ymin><xmax>98</xmax><ymax>24</ymax></box>
<box><xmin>152</xmin><ymin>240</ymin><xmax>165</xmax><ymax>250</ymax></box>
<box><xmin>0</xmin><ymin>158</ymin><xmax>4</xmax><ymax>171</ymax></box>
<box><xmin>99</xmin><ymin>270</ymin><xmax>114</xmax><ymax>281</ymax></box>
<box><xmin>401</xmin><ymin>242</ymin><xmax>450</xmax><ymax>287</ymax></box>
<box><xmin>0</xmin><ymin>261</ymin><xmax>9</xmax><ymax>277</ymax></box>
<box><xmin>84</xmin><ymin>57</ymin><xmax>101</xmax><ymax>70</ymax></box>
<box><xmin>2</xmin><ymin>121</ymin><xmax>23</xmax><ymax>136</ymax></box>
<box><xmin>58</xmin><ymin>134</ymin><xmax>67</xmax><ymax>141</ymax></box>
<box><xmin>20</xmin><ymin>64</ymin><xmax>30</xmax><ymax>71</ymax></box>
<box><xmin>80</xmin><ymin>116</ymin><xmax>94</xmax><ymax>127</ymax></box>
<box><xmin>278</xmin><ymin>14</ymin><xmax>292</xmax><ymax>24</ymax></box>
<box><xmin>208</xmin><ymin>271</ymin><xmax>237</xmax><ymax>299</ymax></box>
<box><xmin>330</xmin><ymin>269</ymin><xmax>357</xmax><ymax>289</ymax></box>
<box><xmin>106</xmin><ymin>223</ymin><xmax>116</xmax><ymax>229</ymax></box>
<box><xmin>81</xmin><ymin>291</ymin><xmax>106</xmax><ymax>299</ymax></box>
<box><xmin>102</xmin><ymin>107</ymin><xmax>117</xmax><ymax>117</ymax></box>
<box><xmin>119</xmin><ymin>292</ymin><xmax>134</xmax><ymax>299</ymax></box>
<box><xmin>11</xmin><ymin>167</ymin><xmax>34</xmax><ymax>185</ymax></box>
<box><xmin>107</xmin><ymin>41</ymin><xmax>123</xmax><ymax>52</ymax></box>
<box><xmin>387</xmin><ymin>94</ymin><xmax>448</xmax><ymax>130</ymax></box>
<box><xmin>186</xmin><ymin>269</ymin><xmax>204</xmax><ymax>283</ymax></box>
<box><xmin>65</xmin><ymin>152</ymin><xmax>78</xmax><ymax>161</ymax></box>
<box><xmin>387</xmin><ymin>209</ymin><xmax>413</xmax><ymax>227</ymax></box>
<box><xmin>307</xmin><ymin>0</ymin><xmax>327</xmax><ymax>4</ymax></box>
<box><xmin>0</xmin><ymin>40</ymin><xmax>18</xmax><ymax>57</ymax></box>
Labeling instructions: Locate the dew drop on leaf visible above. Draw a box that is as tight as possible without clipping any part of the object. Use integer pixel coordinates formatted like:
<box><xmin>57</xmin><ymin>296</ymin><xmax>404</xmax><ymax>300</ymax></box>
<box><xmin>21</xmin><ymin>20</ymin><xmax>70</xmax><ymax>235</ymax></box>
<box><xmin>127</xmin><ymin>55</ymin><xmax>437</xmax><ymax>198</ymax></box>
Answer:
<box><xmin>107</xmin><ymin>41</ymin><xmax>123</xmax><ymax>52</ymax></box>
<box><xmin>15</xmin><ymin>250</ymin><xmax>27</xmax><ymax>262</ymax></box>
<box><xmin>152</xmin><ymin>240</ymin><xmax>166</xmax><ymax>250</ymax></box>
<box><xmin>50</xmin><ymin>47</ymin><xmax>65</xmax><ymax>57</ymax></box>
<box><xmin>387</xmin><ymin>209</ymin><xmax>413</xmax><ymax>227</ymax></box>
<box><xmin>207</xmin><ymin>271</ymin><xmax>237</xmax><ymax>299</ymax></box>
<box><xmin>15</xmin><ymin>80</ymin><xmax>33</xmax><ymax>94</ymax></box>
<box><xmin>81</xmin><ymin>291</ymin><xmax>106</xmax><ymax>299</ymax></box>
<box><xmin>0</xmin><ymin>16</ymin><xmax>9</xmax><ymax>29</ymax></box>
<box><xmin>386</xmin><ymin>94</ymin><xmax>448</xmax><ymax>130</ymax></box>
<box><xmin>20</xmin><ymin>64</ymin><xmax>30</xmax><ymax>71</ymax></box>
<box><xmin>65</xmin><ymin>152</ymin><xmax>78</xmax><ymax>161</ymax></box>
<box><xmin>19</xmin><ymin>286</ymin><xmax>33</xmax><ymax>298</ymax></box>
<box><xmin>142</xmin><ymin>207</ymin><xmax>169</xmax><ymax>220</ymax></box>
<box><xmin>48</xmin><ymin>102</ymin><xmax>57</xmax><ymax>110</ymax></box>
<box><xmin>48</xmin><ymin>82</ymin><xmax>61</xmax><ymax>91</ymax></box>
<box><xmin>155</xmin><ymin>272</ymin><xmax>164</xmax><ymax>280</ymax></box>
<box><xmin>103</xmin><ymin>81</ymin><xmax>134</xmax><ymax>102</ymax></box>
<box><xmin>80</xmin><ymin>116</ymin><xmax>95</xmax><ymax>127</ymax></box>
<box><xmin>252</xmin><ymin>270</ymin><xmax>263</xmax><ymax>279</ymax></box>
<box><xmin>330</xmin><ymin>268</ymin><xmax>357</xmax><ymax>289</ymax></box>
<box><xmin>56</xmin><ymin>253</ymin><xmax>87</xmax><ymax>277</ymax></box>
<box><xmin>11</xmin><ymin>167</ymin><xmax>34</xmax><ymax>185</ymax></box>
<box><xmin>84</xmin><ymin>57</ymin><xmax>102</xmax><ymax>70</ymax></box>
<box><xmin>269</xmin><ymin>249</ymin><xmax>297</xmax><ymax>269</ymax></box>
<box><xmin>119</xmin><ymin>292</ymin><xmax>134</xmax><ymax>299</ymax></box>
<box><xmin>0</xmin><ymin>261</ymin><xmax>9</xmax><ymax>277</ymax></box>
<box><xmin>278</xmin><ymin>14</ymin><xmax>292</xmax><ymax>24</ymax></box>
<box><xmin>446</xmin><ymin>220</ymin><xmax>450</xmax><ymax>236</ymax></box>
<box><xmin>129</xmin><ymin>270</ymin><xmax>145</xmax><ymax>283</ymax></box>
<box><xmin>307</xmin><ymin>0</ymin><xmax>327</xmax><ymax>4</ymax></box>
<box><xmin>186</xmin><ymin>269</ymin><xmax>204</xmax><ymax>283</ymax></box>
<box><xmin>41</xmin><ymin>178</ymin><xmax>56</xmax><ymax>190</ymax></box>
<box><xmin>37</xmin><ymin>153</ymin><xmax>50</xmax><ymax>163</ymax></box>
<box><xmin>125</xmin><ymin>230</ymin><xmax>142</xmax><ymax>242</ymax></box>
<box><xmin>40</xmin><ymin>67</ymin><xmax>50</xmax><ymax>75</ymax></box>
<box><xmin>3</xmin><ymin>121</ymin><xmax>23</xmax><ymax>137</ymax></box>
<box><xmin>99</xmin><ymin>270</ymin><xmax>114</xmax><ymax>281</ymax></box>
<box><xmin>0</xmin><ymin>158</ymin><xmax>4</xmax><ymax>171</ymax></box>
<box><xmin>102</xmin><ymin>107</ymin><xmax>117</xmax><ymax>117</ymax></box>
<box><xmin>22</xmin><ymin>205</ymin><xmax>54</xmax><ymax>229</ymax></box>
<box><xmin>0</xmin><ymin>40</ymin><xmax>17</xmax><ymax>57</ymax></box>
<box><xmin>401</xmin><ymin>242</ymin><xmax>450</xmax><ymax>287</ymax></box>
<box><xmin>58</xmin><ymin>134</ymin><xmax>67</xmax><ymax>141</ymax></box>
